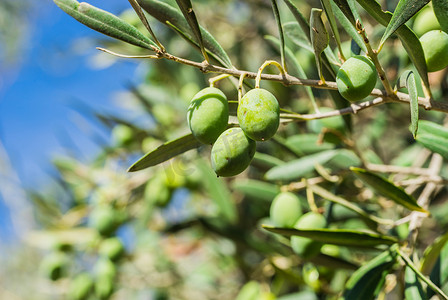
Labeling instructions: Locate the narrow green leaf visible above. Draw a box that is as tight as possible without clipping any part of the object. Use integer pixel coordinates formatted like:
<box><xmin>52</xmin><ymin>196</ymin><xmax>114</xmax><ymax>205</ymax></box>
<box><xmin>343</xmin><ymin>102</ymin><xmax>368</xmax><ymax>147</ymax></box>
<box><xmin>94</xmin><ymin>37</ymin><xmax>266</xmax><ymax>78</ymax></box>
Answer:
<box><xmin>282</xmin><ymin>0</ymin><xmax>311</xmax><ymax>42</ymax></box>
<box><xmin>265</xmin><ymin>150</ymin><xmax>338</xmax><ymax>182</ymax></box>
<box><xmin>270</xmin><ymin>0</ymin><xmax>287</xmax><ymax>71</ymax></box>
<box><xmin>332</xmin><ymin>0</ymin><xmax>358</xmax><ymax>26</ymax></box>
<box><xmin>351</xmin><ymin>167</ymin><xmax>428</xmax><ymax>213</ymax></box>
<box><xmin>330</xmin><ymin>0</ymin><xmax>367</xmax><ymax>53</ymax></box>
<box><xmin>285</xmin><ymin>133</ymin><xmax>335</xmax><ymax>155</ymax></box>
<box><xmin>398</xmin><ymin>249</ymin><xmax>448</xmax><ymax>300</ymax></box>
<box><xmin>355</xmin><ymin>0</ymin><xmax>430</xmax><ymax>93</ymax></box>
<box><xmin>174</xmin><ymin>0</ymin><xmax>208</xmax><ymax>62</ymax></box>
<box><xmin>396</xmin><ymin>70</ymin><xmax>419</xmax><ymax>138</ymax></box>
<box><xmin>405</xmin><ymin>266</ymin><xmax>427</xmax><ymax>300</ymax></box>
<box><xmin>421</xmin><ymin>231</ymin><xmax>448</xmax><ymax>275</ymax></box>
<box><xmin>380</xmin><ymin>0</ymin><xmax>430</xmax><ymax>47</ymax></box>
<box><xmin>283</xmin><ymin>23</ymin><xmax>313</xmax><ymax>52</ymax></box>
<box><xmin>433</xmin><ymin>0</ymin><xmax>448</xmax><ymax>33</ymax></box>
<box><xmin>310</xmin><ymin>8</ymin><xmax>329</xmax><ymax>82</ymax></box>
<box><xmin>197</xmin><ymin>159</ymin><xmax>237</xmax><ymax>224</ymax></box>
<box><xmin>128</xmin><ymin>133</ymin><xmax>201</xmax><ymax>172</ymax></box>
<box><xmin>416</xmin><ymin>134</ymin><xmax>448</xmax><ymax>160</ymax></box>
<box><xmin>53</xmin><ymin>0</ymin><xmax>157</xmax><ymax>49</ymax></box>
<box><xmin>262</xmin><ymin>226</ymin><xmax>398</xmax><ymax>247</ymax></box>
<box><xmin>343</xmin><ymin>249</ymin><xmax>398</xmax><ymax>300</ymax></box>
<box><xmin>418</xmin><ymin>120</ymin><xmax>448</xmax><ymax>139</ymax></box>
<box><xmin>320</xmin><ymin>0</ymin><xmax>343</xmax><ymax>58</ymax></box>
<box><xmin>138</xmin><ymin>0</ymin><xmax>232</xmax><ymax>67</ymax></box>
<box><xmin>231</xmin><ymin>180</ymin><xmax>281</xmax><ymax>202</ymax></box>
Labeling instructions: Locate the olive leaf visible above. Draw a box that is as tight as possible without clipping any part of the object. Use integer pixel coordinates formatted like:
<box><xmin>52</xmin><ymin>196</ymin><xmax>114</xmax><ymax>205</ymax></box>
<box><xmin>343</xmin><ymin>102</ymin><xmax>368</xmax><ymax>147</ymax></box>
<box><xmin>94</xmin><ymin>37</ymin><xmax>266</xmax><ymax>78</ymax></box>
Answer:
<box><xmin>416</xmin><ymin>120</ymin><xmax>448</xmax><ymax>159</ymax></box>
<box><xmin>270</xmin><ymin>0</ymin><xmax>287</xmax><ymax>71</ymax></box>
<box><xmin>231</xmin><ymin>180</ymin><xmax>281</xmax><ymax>202</ymax></box>
<box><xmin>351</xmin><ymin>167</ymin><xmax>428</xmax><ymax>213</ymax></box>
<box><xmin>343</xmin><ymin>249</ymin><xmax>398</xmax><ymax>300</ymax></box>
<box><xmin>310</xmin><ymin>8</ymin><xmax>329</xmax><ymax>83</ymax></box>
<box><xmin>320</xmin><ymin>0</ymin><xmax>344</xmax><ymax>60</ymax></box>
<box><xmin>282</xmin><ymin>22</ymin><xmax>314</xmax><ymax>52</ymax></box>
<box><xmin>405</xmin><ymin>266</ymin><xmax>427</xmax><ymax>300</ymax></box>
<box><xmin>262</xmin><ymin>226</ymin><xmax>398</xmax><ymax>247</ymax></box>
<box><xmin>282</xmin><ymin>0</ymin><xmax>311</xmax><ymax>42</ymax></box>
<box><xmin>128</xmin><ymin>133</ymin><xmax>201</xmax><ymax>172</ymax></box>
<box><xmin>380</xmin><ymin>0</ymin><xmax>430</xmax><ymax>47</ymax></box>
<box><xmin>137</xmin><ymin>0</ymin><xmax>232</xmax><ymax>68</ymax></box>
<box><xmin>433</xmin><ymin>0</ymin><xmax>448</xmax><ymax>33</ymax></box>
<box><xmin>53</xmin><ymin>0</ymin><xmax>157</xmax><ymax>50</ymax></box>
<box><xmin>396</xmin><ymin>70</ymin><xmax>419</xmax><ymax>138</ymax></box>
<box><xmin>421</xmin><ymin>231</ymin><xmax>448</xmax><ymax>275</ymax></box>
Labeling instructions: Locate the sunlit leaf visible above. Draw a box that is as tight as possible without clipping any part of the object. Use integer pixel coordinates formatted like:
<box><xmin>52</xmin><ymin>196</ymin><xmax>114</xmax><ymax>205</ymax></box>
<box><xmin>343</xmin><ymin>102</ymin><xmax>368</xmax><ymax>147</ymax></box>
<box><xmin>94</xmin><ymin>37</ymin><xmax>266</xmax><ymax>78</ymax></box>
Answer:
<box><xmin>283</xmin><ymin>22</ymin><xmax>313</xmax><ymax>52</ymax></box>
<box><xmin>351</xmin><ymin>167</ymin><xmax>428</xmax><ymax>213</ymax></box>
<box><xmin>262</xmin><ymin>226</ymin><xmax>398</xmax><ymax>247</ymax></box>
<box><xmin>396</xmin><ymin>70</ymin><xmax>419</xmax><ymax>138</ymax></box>
<box><xmin>54</xmin><ymin>0</ymin><xmax>157</xmax><ymax>49</ymax></box>
<box><xmin>405</xmin><ymin>266</ymin><xmax>427</xmax><ymax>300</ymax></box>
<box><xmin>128</xmin><ymin>133</ymin><xmax>201</xmax><ymax>172</ymax></box>
<box><xmin>380</xmin><ymin>0</ymin><xmax>430</xmax><ymax>47</ymax></box>
<box><xmin>310</xmin><ymin>8</ymin><xmax>329</xmax><ymax>82</ymax></box>
<box><xmin>421</xmin><ymin>231</ymin><xmax>448</xmax><ymax>275</ymax></box>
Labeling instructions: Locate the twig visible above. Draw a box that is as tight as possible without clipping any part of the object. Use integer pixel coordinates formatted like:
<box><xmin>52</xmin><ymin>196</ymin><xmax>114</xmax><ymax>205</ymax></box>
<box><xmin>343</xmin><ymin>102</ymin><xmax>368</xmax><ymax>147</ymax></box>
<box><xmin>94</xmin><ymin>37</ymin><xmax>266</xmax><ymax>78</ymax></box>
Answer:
<box><xmin>365</xmin><ymin>163</ymin><xmax>431</xmax><ymax>176</ymax></box>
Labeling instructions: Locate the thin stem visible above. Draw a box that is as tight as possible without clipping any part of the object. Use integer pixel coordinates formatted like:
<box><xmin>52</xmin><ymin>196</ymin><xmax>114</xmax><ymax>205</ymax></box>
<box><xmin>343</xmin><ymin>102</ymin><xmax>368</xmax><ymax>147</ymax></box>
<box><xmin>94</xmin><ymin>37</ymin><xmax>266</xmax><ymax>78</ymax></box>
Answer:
<box><xmin>96</xmin><ymin>47</ymin><xmax>160</xmax><ymax>59</ymax></box>
<box><xmin>238</xmin><ymin>72</ymin><xmax>249</xmax><ymax>102</ymax></box>
<box><xmin>209</xmin><ymin>74</ymin><xmax>232</xmax><ymax>87</ymax></box>
<box><xmin>255</xmin><ymin>60</ymin><xmax>287</xmax><ymax>88</ymax></box>
<box><xmin>356</xmin><ymin>20</ymin><xmax>395</xmax><ymax>97</ymax></box>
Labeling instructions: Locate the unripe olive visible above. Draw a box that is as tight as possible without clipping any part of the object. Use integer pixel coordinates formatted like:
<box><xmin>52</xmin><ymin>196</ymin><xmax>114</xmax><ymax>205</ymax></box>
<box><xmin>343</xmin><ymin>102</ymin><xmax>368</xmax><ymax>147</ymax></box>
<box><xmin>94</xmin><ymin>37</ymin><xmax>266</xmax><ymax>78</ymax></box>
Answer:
<box><xmin>99</xmin><ymin>237</ymin><xmax>125</xmax><ymax>261</ymax></box>
<box><xmin>40</xmin><ymin>251</ymin><xmax>69</xmax><ymax>281</ymax></box>
<box><xmin>420</xmin><ymin>30</ymin><xmax>448</xmax><ymax>72</ymax></box>
<box><xmin>68</xmin><ymin>273</ymin><xmax>94</xmax><ymax>300</ymax></box>
<box><xmin>270</xmin><ymin>192</ymin><xmax>302</xmax><ymax>228</ymax></box>
<box><xmin>336</xmin><ymin>55</ymin><xmax>377</xmax><ymax>102</ymax></box>
<box><xmin>90</xmin><ymin>205</ymin><xmax>119</xmax><ymax>236</ymax></box>
<box><xmin>95</xmin><ymin>276</ymin><xmax>115</xmax><ymax>300</ymax></box>
<box><xmin>237</xmin><ymin>88</ymin><xmax>280</xmax><ymax>141</ymax></box>
<box><xmin>187</xmin><ymin>87</ymin><xmax>229</xmax><ymax>144</ymax></box>
<box><xmin>290</xmin><ymin>212</ymin><xmax>326</xmax><ymax>259</ymax></box>
<box><xmin>111</xmin><ymin>124</ymin><xmax>134</xmax><ymax>146</ymax></box>
<box><xmin>94</xmin><ymin>258</ymin><xmax>117</xmax><ymax>280</ymax></box>
<box><xmin>413</xmin><ymin>6</ymin><xmax>441</xmax><ymax>36</ymax></box>
<box><xmin>211</xmin><ymin>128</ymin><xmax>256</xmax><ymax>177</ymax></box>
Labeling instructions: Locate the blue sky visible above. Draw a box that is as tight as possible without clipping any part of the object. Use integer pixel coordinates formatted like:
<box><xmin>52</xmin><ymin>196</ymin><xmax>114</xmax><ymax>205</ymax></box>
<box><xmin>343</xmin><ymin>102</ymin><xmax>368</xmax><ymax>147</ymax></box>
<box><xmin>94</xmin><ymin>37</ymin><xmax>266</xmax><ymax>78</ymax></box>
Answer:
<box><xmin>0</xmin><ymin>0</ymin><xmax>145</xmax><ymax>239</ymax></box>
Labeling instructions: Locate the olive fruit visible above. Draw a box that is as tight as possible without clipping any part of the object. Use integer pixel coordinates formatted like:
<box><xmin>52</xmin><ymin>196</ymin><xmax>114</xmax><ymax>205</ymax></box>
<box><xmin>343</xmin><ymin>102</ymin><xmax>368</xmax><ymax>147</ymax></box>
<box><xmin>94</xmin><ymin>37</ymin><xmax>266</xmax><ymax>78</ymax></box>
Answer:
<box><xmin>111</xmin><ymin>124</ymin><xmax>134</xmax><ymax>146</ymax></box>
<box><xmin>99</xmin><ymin>237</ymin><xmax>125</xmax><ymax>262</ymax></box>
<box><xmin>94</xmin><ymin>257</ymin><xmax>117</xmax><ymax>280</ymax></box>
<box><xmin>187</xmin><ymin>87</ymin><xmax>229</xmax><ymax>144</ymax></box>
<box><xmin>336</xmin><ymin>55</ymin><xmax>377</xmax><ymax>102</ymax></box>
<box><xmin>40</xmin><ymin>251</ymin><xmax>69</xmax><ymax>281</ymax></box>
<box><xmin>237</xmin><ymin>88</ymin><xmax>280</xmax><ymax>141</ymax></box>
<box><xmin>420</xmin><ymin>30</ymin><xmax>448</xmax><ymax>72</ymax></box>
<box><xmin>90</xmin><ymin>205</ymin><xmax>120</xmax><ymax>236</ymax></box>
<box><xmin>413</xmin><ymin>6</ymin><xmax>441</xmax><ymax>36</ymax></box>
<box><xmin>290</xmin><ymin>212</ymin><xmax>326</xmax><ymax>259</ymax></box>
<box><xmin>211</xmin><ymin>128</ymin><xmax>256</xmax><ymax>177</ymax></box>
<box><xmin>68</xmin><ymin>273</ymin><xmax>94</xmax><ymax>300</ymax></box>
<box><xmin>95</xmin><ymin>276</ymin><xmax>115</xmax><ymax>300</ymax></box>
<box><xmin>270</xmin><ymin>192</ymin><xmax>302</xmax><ymax>228</ymax></box>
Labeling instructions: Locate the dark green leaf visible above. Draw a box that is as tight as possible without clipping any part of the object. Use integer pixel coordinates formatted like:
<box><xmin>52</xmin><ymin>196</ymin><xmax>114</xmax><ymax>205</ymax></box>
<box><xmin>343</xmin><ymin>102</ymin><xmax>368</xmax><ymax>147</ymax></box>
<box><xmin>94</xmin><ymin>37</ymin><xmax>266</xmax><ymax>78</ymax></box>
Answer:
<box><xmin>270</xmin><ymin>0</ymin><xmax>287</xmax><ymax>70</ymax></box>
<box><xmin>343</xmin><ymin>250</ymin><xmax>397</xmax><ymax>300</ymax></box>
<box><xmin>396</xmin><ymin>70</ymin><xmax>419</xmax><ymax>138</ymax></box>
<box><xmin>283</xmin><ymin>23</ymin><xmax>313</xmax><ymax>52</ymax></box>
<box><xmin>265</xmin><ymin>150</ymin><xmax>338</xmax><ymax>181</ymax></box>
<box><xmin>310</xmin><ymin>8</ymin><xmax>329</xmax><ymax>82</ymax></box>
<box><xmin>351</xmin><ymin>167</ymin><xmax>428</xmax><ymax>213</ymax></box>
<box><xmin>174</xmin><ymin>0</ymin><xmax>208</xmax><ymax>61</ymax></box>
<box><xmin>405</xmin><ymin>266</ymin><xmax>427</xmax><ymax>300</ymax></box>
<box><xmin>433</xmin><ymin>0</ymin><xmax>448</xmax><ymax>33</ymax></box>
<box><xmin>262</xmin><ymin>226</ymin><xmax>398</xmax><ymax>247</ymax></box>
<box><xmin>421</xmin><ymin>231</ymin><xmax>448</xmax><ymax>275</ymax></box>
<box><xmin>282</xmin><ymin>0</ymin><xmax>311</xmax><ymax>42</ymax></box>
<box><xmin>332</xmin><ymin>0</ymin><xmax>358</xmax><ymax>26</ymax></box>
<box><xmin>355</xmin><ymin>0</ymin><xmax>430</xmax><ymax>93</ymax></box>
<box><xmin>137</xmin><ymin>0</ymin><xmax>232</xmax><ymax>67</ymax></box>
<box><xmin>197</xmin><ymin>159</ymin><xmax>237</xmax><ymax>224</ymax></box>
<box><xmin>320</xmin><ymin>0</ymin><xmax>343</xmax><ymax>56</ymax></box>
<box><xmin>128</xmin><ymin>133</ymin><xmax>201</xmax><ymax>172</ymax></box>
<box><xmin>53</xmin><ymin>0</ymin><xmax>157</xmax><ymax>49</ymax></box>
<box><xmin>331</xmin><ymin>0</ymin><xmax>367</xmax><ymax>53</ymax></box>
<box><xmin>380</xmin><ymin>0</ymin><xmax>430</xmax><ymax>46</ymax></box>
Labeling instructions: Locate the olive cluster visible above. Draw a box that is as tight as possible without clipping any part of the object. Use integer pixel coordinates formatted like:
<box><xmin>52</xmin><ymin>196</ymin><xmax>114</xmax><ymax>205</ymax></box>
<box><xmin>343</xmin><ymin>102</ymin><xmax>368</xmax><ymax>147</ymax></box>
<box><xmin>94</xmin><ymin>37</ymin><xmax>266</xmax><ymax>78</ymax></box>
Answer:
<box><xmin>188</xmin><ymin>87</ymin><xmax>280</xmax><ymax>177</ymax></box>
<box><xmin>39</xmin><ymin>204</ymin><xmax>126</xmax><ymax>300</ymax></box>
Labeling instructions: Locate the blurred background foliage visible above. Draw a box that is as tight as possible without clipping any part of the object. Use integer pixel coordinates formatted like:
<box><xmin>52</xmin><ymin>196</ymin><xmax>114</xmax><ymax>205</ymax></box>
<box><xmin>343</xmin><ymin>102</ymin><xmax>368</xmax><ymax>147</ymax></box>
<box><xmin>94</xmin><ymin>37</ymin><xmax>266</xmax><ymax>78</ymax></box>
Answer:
<box><xmin>1</xmin><ymin>0</ymin><xmax>448</xmax><ymax>299</ymax></box>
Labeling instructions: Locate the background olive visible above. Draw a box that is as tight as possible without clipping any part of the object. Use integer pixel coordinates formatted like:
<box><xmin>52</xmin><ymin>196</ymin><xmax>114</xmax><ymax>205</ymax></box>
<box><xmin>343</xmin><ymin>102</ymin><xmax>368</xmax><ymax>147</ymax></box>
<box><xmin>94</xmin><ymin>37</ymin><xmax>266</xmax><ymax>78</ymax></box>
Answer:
<box><xmin>290</xmin><ymin>212</ymin><xmax>326</xmax><ymax>259</ymax></box>
<box><xmin>68</xmin><ymin>273</ymin><xmax>94</xmax><ymax>300</ymax></box>
<box><xmin>40</xmin><ymin>251</ymin><xmax>69</xmax><ymax>281</ymax></box>
<box><xmin>336</xmin><ymin>55</ymin><xmax>377</xmax><ymax>102</ymax></box>
<box><xmin>90</xmin><ymin>205</ymin><xmax>120</xmax><ymax>236</ymax></box>
<box><xmin>99</xmin><ymin>237</ymin><xmax>125</xmax><ymax>261</ymax></box>
<box><xmin>270</xmin><ymin>192</ymin><xmax>302</xmax><ymax>228</ymax></box>
<box><xmin>187</xmin><ymin>87</ymin><xmax>229</xmax><ymax>144</ymax></box>
<box><xmin>237</xmin><ymin>88</ymin><xmax>280</xmax><ymax>141</ymax></box>
<box><xmin>211</xmin><ymin>128</ymin><xmax>256</xmax><ymax>177</ymax></box>
<box><xmin>420</xmin><ymin>30</ymin><xmax>448</xmax><ymax>72</ymax></box>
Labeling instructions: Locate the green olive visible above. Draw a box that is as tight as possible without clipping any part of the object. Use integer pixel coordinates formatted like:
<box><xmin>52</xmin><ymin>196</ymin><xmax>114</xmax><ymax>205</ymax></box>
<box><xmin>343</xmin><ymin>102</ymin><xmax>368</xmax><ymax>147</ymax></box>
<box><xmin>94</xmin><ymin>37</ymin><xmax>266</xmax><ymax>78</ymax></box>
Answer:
<box><xmin>111</xmin><ymin>124</ymin><xmax>134</xmax><ymax>146</ymax></box>
<box><xmin>99</xmin><ymin>237</ymin><xmax>125</xmax><ymax>261</ymax></box>
<box><xmin>237</xmin><ymin>88</ymin><xmax>280</xmax><ymax>141</ymax></box>
<box><xmin>90</xmin><ymin>205</ymin><xmax>119</xmax><ymax>236</ymax></box>
<box><xmin>211</xmin><ymin>128</ymin><xmax>256</xmax><ymax>177</ymax></box>
<box><xmin>40</xmin><ymin>251</ymin><xmax>69</xmax><ymax>281</ymax></box>
<box><xmin>68</xmin><ymin>273</ymin><xmax>94</xmax><ymax>300</ymax></box>
<box><xmin>420</xmin><ymin>30</ymin><xmax>448</xmax><ymax>72</ymax></box>
<box><xmin>95</xmin><ymin>276</ymin><xmax>115</xmax><ymax>300</ymax></box>
<box><xmin>413</xmin><ymin>6</ymin><xmax>441</xmax><ymax>36</ymax></box>
<box><xmin>270</xmin><ymin>192</ymin><xmax>302</xmax><ymax>228</ymax></box>
<box><xmin>290</xmin><ymin>212</ymin><xmax>326</xmax><ymax>259</ymax></box>
<box><xmin>94</xmin><ymin>257</ymin><xmax>117</xmax><ymax>280</ymax></box>
<box><xmin>187</xmin><ymin>87</ymin><xmax>229</xmax><ymax>144</ymax></box>
<box><xmin>336</xmin><ymin>55</ymin><xmax>377</xmax><ymax>102</ymax></box>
